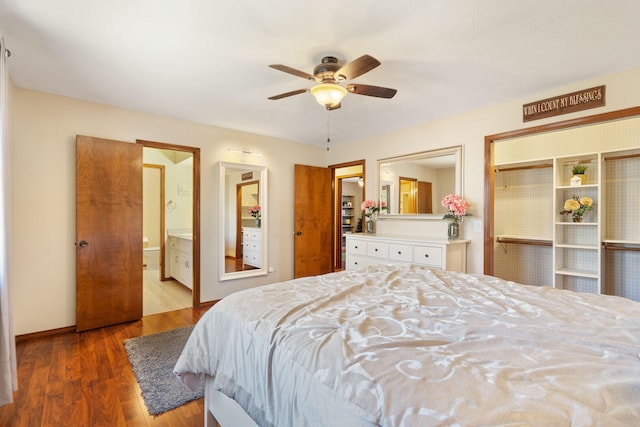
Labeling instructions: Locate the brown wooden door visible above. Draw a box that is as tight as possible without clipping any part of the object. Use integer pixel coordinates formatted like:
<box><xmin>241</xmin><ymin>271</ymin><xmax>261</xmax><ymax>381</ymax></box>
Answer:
<box><xmin>418</xmin><ymin>181</ymin><xmax>433</xmax><ymax>213</ymax></box>
<box><xmin>294</xmin><ymin>164</ymin><xmax>333</xmax><ymax>278</ymax></box>
<box><xmin>76</xmin><ymin>135</ymin><xmax>143</xmax><ymax>332</ymax></box>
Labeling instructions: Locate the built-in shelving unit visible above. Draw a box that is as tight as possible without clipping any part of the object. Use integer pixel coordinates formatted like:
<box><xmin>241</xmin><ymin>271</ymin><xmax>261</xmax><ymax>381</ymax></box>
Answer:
<box><xmin>552</xmin><ymin>153</ymin><xmax>601</xmax><ymax>294</ymax></box>
<box><xmin>341</xmin><ymin>195</ymin><xmax>355</xmax><ymax>235</ymax></box>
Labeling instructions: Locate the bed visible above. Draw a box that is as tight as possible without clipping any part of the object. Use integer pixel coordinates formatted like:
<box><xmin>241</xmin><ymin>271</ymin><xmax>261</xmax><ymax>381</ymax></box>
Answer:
<box><xmin>174</xmin><ymin>263</ymin><xmax>640</xmax><ymax>426</ymax></box>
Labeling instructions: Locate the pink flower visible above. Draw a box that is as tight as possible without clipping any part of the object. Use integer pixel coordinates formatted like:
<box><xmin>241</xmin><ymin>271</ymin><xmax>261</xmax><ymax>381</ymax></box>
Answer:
<box><xmin>361</xmin><ymin>200</ymin><xmax>379</xmax><ymax>218</ymax></box>
<box><xmin>247</xmin><ymin>205</ymin><xmax>261</xmax><ymax>218</ymax></box>
<box><xmin>441</xmin><ymin>194</ymin><xmax>470</xmax><ymax>222</ymax></box>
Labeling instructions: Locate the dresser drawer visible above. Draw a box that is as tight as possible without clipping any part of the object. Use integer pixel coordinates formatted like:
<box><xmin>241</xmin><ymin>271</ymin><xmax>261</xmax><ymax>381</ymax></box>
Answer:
<box><xmin>244</xmin><ymin>241</ymin><xmax>259</xmax><ymax>251</ymax></box>
<box><xmin>347</xmin><ymin>238</ymin><xmax>367</xmax><ymax>255</ymax></box>
<box><xmin>388</xmin><ymin>243</ymin><xmax>412</xmax><ymax>262</ymax></box>
<box><xmin>243</xmin><ymin>250</ymin><xmax>261</xmax><ymax>267</ymax></box>
<box><xmin>413</xmin><ymin>245</ymin><xmax>443</xmax><ymax>268</ymax></box>
<box><xmin>367</xmin><ymin>241</ymin><xmax>389</xmax><ymax>258</ymax></box>
<box><xmin>347</xmin><ymin>255</ymin><xmax>372</xmax><ymax>270</ymax></box>
<box><xmin>243</xmin><ymin>229</ymin><xmax>261</xmax><ymax>242</ymax></box>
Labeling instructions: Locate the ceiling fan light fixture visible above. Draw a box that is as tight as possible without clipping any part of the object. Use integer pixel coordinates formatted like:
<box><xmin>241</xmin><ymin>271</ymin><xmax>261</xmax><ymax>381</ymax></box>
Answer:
<box><xmin>310</xmin><ymin>83</ymin><xmax>347</xmax><ymax>108</ymax></box>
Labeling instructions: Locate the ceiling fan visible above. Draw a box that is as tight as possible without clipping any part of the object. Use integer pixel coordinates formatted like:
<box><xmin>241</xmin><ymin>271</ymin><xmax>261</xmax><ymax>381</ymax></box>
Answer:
<box><xmin>268</xmin><ymin>54</ymin><xmax>397</xmax><ymax>110</ymax></box>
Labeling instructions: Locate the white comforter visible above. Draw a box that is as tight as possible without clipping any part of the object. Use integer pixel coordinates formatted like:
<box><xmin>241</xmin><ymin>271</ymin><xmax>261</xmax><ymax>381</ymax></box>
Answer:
<box><xmin>175</xmin><ymin>264</ymin><xmax>640</xmax><ymax>426</ymax></box>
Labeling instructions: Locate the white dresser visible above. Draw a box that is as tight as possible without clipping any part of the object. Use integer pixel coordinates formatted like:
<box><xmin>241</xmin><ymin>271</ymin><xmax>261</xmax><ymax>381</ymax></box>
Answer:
<box><xmin>345</xmin><ymin>233</ymin><xmax>469</xmax><ymax>273</ymax></box>
<box><xmin>242</xmin><ymin>227</ymin><xmax>262</xmax><ymax>268</ymax></box>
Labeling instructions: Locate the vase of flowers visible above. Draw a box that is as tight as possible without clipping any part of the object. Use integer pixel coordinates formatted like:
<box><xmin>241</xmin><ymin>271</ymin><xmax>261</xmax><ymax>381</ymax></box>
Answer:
<box><xmin>560</xmin><ymin>195</ymin><xmax>593</xmax><ymax>222</ymax></box>
<box><xmin>570</xmin><ymin>164</ymin><xmax>588</xmax><ymax>186</ymax></box>
<box><xmin>441</xmin><ymin>194</ymin><xmax>470</xmax><ymax>239</ymax></box>
<box><xmin>361</xmin><ymin>200</ymin><xmax>379</xmax><ymax>233</ymax></box>
<box><xmin>247</xmin><ymin>205</ymin><xmax>261</xmax><ymax>227</ymax></box>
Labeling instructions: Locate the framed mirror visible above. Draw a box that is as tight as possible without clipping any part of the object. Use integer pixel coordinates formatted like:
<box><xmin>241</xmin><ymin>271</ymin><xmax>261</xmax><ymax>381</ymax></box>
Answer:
<box><xmin>219</xmin><ymin>162</ymin><xmax>268</xmax><ymax>281</ymax></box>
<box><xmin>377</xmin><ymin>145</ymin><xmax>463</xmax><ymax>218</ymax></box>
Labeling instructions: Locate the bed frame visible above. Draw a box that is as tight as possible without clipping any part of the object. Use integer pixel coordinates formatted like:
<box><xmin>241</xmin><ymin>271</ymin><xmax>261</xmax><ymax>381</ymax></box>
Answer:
<box><xmin>204</xmin><ymin>375</ymin><xmax>258</xmax><ymax>427</ymax></box>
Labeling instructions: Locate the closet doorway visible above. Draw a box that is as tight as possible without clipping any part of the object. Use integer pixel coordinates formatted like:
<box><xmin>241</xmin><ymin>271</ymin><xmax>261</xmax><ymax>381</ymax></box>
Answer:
<box><xmin>484</xmin><ymin>106</ymin><xmax>640</xmax><ymax>301</ymax></box>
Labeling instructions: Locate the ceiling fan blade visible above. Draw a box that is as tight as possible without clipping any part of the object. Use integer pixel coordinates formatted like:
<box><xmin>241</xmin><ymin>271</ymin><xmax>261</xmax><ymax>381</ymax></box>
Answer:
<box><xmin>346</xmin><ymin>83</ymin><xmax>397</xmax><ymax>99</ymax></box>
<box><xmin>268</xmin><ymin>89</ymin><xmax>309</xmax><ymax>100</ymax></box>
<box><xmin>334</xmin><ymin>55</ymin><xmax>381</xmax><ymax>81</ymax></box>
<box><xmin>269</xmin><ymin>64</ymin><xmax>316</xmax><ymax>81</ymax></box>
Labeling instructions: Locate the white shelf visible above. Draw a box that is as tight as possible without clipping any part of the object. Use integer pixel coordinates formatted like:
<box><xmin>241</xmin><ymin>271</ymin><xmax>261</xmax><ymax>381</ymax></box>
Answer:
<box><xmin>555</xmin><ymin>243</ymin><xmax>598</xmax><ymax>250</ymax></box>
<box><xmin>555</xmin><ymin>183</ymin><xmax>598</xmax><ymax>190</ymax></box>
<box><xmin>555</xmin><ymin>268</ymin><xmax>599</xmax><ymax>278</ymax></box>
<box><xmin>555</xmin><ymin>221</ymin><xmax>598</xmax><ymax>226</ymax></box>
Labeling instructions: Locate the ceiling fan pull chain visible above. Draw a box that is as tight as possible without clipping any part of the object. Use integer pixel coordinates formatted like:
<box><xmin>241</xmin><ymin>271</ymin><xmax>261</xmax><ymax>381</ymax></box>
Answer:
<box><xmin>326</xmin><ymin>111</ymin><xmax>331</xmax><ymax>151</ymax></box>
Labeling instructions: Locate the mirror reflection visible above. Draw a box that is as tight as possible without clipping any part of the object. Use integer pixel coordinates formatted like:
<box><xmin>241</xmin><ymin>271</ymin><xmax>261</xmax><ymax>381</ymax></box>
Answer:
<box><xmin>378</xmin><ymin>146</ymin><xmax>462</xmax><ymax>216</ymax></box>
<box><xmin>219</xmin><ymin>162</ymin><xmax>268</xmax><ymax>280</ymax></box>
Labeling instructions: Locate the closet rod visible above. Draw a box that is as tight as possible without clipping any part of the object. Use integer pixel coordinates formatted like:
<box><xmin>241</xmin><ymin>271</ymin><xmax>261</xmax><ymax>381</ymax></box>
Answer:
<box><xmin>494</xmin><ymin>164</ymin><xmax>552</xmax><ymax>173</ymax></box>
<box><xmin>603</xmin><ymin>153</ymin><xmax>640</xmax><ymax>161</ymax></box>
<box><xmin>602</xmin><ymin>242</ymin><xmax>640</xmax><ymax>252</ymax></box>
<box><xmin>496</xmin><ymin>237</ymin><xmax>552</xmax><ymax>246</ymax></box>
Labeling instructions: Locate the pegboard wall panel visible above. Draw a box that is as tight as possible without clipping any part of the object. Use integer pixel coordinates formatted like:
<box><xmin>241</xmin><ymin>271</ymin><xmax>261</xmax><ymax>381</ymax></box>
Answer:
<box><xmin>604</xmin><ymin>250</ymin><xmax>640</xmax><ymax>302</ymax></box>
<box><xmin>556</xmin><ymin>276</ymin><xmax>599</xmax><ymax>295</ymax></box>
<box><xmin>555</xmin><ymin>248</ymin><xmax>599</xmax><ymax>273</ymax></box>
<box><xmin>604</xmin><ymin>156</ymin><xmax>640</xmax><ymax>241</ymax></box>
<box><xmin>494</xmin><ymin>244</ymin><xmax>552</xmax><ymax>287</ymax></box>
<box><xmin>494</xmin><ymin>167</ymin><xmax>553</xmax><ymax>238</ymax></box>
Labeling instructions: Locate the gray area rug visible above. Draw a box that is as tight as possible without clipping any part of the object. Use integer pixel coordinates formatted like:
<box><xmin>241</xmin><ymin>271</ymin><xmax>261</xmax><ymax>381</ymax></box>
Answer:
<box><xmin>124</xmin><ymin>325</ymin><xmax>203</xmax><ymax>416</ymax></box>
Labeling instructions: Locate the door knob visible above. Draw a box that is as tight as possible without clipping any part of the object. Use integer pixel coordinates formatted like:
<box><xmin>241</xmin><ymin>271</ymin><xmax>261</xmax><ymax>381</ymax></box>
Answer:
<box><xmin>77</xmin><ymin>240</ymin><xmax>88</xmax><ymax>247</ymax></box>
<box><xmin>296</xmin><ymin>231</ymin><xmax>302</xmax><ymax>236</ymax></box>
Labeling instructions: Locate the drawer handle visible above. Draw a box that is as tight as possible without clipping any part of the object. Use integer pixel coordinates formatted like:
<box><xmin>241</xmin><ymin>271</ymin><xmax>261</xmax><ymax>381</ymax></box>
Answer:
<box><xmin>355</xmin><ymin>245</ymin><xmax>358</xmax><ymax>249</ymax></box>
<box><xmin>375</xmin><ymin>248</ymin><xmax>378</xmax><ymax>252</ymax></box>
<box><xmin>354</xmin><ymin>261</ymin><xmax>358</xmax><ymax>265</ymax></box>
<box><xmin>397</xmin><ymin>251</ymin><xmax>402</xmax><ymax>255</ymax></box>
<box><xmin>424</xmin><ymin>254</ymin><xmax>429</xmax><ymax>258</ymax></box>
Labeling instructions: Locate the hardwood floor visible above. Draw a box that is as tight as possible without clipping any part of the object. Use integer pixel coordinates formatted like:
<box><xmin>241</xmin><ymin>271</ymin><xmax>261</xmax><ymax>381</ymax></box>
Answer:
<box><xmin>224</xmin><ymin>256</ymin><xmax>257</xmax><ymax>273</ymax></box>
<box><xmin>0</xmin><ymin>305</ymin><xmax>214</xmax><ymax>427</ymax></box>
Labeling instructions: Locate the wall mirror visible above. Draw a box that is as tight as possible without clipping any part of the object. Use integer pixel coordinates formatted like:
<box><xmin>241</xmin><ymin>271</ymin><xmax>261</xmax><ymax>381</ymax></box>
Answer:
<box><xmin>377</xmin><ymin>145</ymin><xmax>463</xmax><ymax>218</ymax></box>
<box><xmin>219</xmin><ymin>162</ymin><xmax>268</xmax><ymax>281</ymax></box>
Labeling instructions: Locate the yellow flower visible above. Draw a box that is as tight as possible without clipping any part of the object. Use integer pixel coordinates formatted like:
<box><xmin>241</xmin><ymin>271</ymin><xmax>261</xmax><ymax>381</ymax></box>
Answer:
<box><xmin>564</xmin><ymin>199</ymin><xmax>580</xmax><ymax>211</ymax></box>
<box><xmin>579</xmin><ymin>197</ymin><xmax>593</xmax><ymax>207</ymax></box>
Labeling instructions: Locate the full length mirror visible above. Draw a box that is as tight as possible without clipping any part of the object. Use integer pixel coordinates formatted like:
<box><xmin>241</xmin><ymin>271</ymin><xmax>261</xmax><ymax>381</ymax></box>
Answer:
<box><xmin>219</xmin><ymin>162</ymin><xmax>268</xmax><ymax>281</ymax></box>
<box><xmin>378</xmin><ymin>145</ymin><xmax>463</xmax><ymax>217</ymax></box>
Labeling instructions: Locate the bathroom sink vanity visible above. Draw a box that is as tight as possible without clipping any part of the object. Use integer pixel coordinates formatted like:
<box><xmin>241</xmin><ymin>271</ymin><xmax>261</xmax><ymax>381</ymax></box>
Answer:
<box><xmin>168</xmin><ymin>231</ymin><xmax>193</xmax><ymax>289</ymax></box>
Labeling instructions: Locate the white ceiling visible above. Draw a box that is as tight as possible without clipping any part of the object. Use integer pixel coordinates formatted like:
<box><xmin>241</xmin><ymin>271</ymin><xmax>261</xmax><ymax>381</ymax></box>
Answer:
<box><xmin>1</xmin><ymin>1</ymin><xmax>640</xmax><ymax>146</ymax></box>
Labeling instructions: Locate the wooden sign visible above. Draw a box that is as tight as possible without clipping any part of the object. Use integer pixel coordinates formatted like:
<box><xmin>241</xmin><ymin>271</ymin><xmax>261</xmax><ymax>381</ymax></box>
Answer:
<box><xmin>241</xmin><ymin>172</ymin><xmax>253</xmax><ymax>180</ymax></box>
<box><xmin>523</xmin><ymin>85</ymin><xmax>605</xmax><ymax>122</ymax></box>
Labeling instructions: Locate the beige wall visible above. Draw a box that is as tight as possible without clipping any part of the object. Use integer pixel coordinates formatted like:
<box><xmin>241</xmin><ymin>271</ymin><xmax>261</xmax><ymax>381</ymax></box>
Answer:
<box><xmin>142</xmin><ymin>166</ymin><xmax>162</xmax><ymax>247</ymax></box>
<box><xmin>327</xmin><ymin>67</ymin><xmax>640</xmax><ymax>274</ymax></box>
<box><xmin>10</xmin><ymin>67</ymin><xmax>640</xmax><ymax>335</ymax></box>
<box><xmin>10</xmin><ymin>87</ymin><xmax>326</xmax><ymax>335</ymax></box>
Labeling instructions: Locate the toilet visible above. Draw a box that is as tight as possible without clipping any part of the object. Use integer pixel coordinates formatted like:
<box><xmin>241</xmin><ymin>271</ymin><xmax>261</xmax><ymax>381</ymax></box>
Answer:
<box><xmin>143</xmin><ymin>237</ymin><xmax>160</xmax><ymax>270</ymax></box>
<box><xmin>144</xmin><ymin>247</ymin><xmax>160</xmax><ymax>270</ymax></box>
